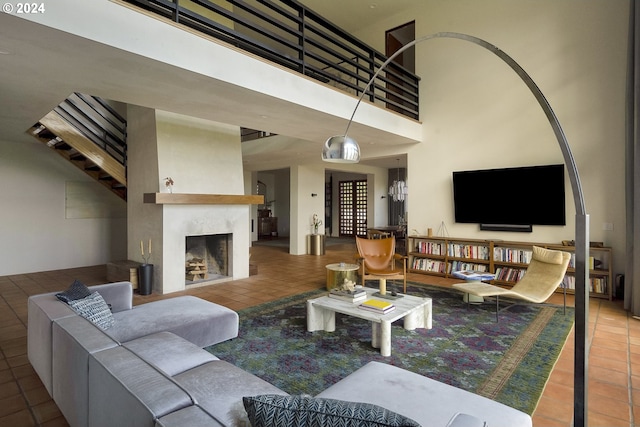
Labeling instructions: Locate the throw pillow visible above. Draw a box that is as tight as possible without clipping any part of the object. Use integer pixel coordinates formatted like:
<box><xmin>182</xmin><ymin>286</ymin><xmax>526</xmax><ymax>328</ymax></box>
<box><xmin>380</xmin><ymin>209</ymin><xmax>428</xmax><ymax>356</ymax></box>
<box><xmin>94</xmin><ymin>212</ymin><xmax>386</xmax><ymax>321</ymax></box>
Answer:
<box><xmin>56</xmin><ymin>279</ymin><xmax>92</xmax><ymax>303</ymax></box>
<box><xmin>243</xmin><ymin>394</ymin><xmax>420</xmax><ymax>427</ymax></box>
<box><xmin>68</xmin><ymin>292</ymin><xmax>115</xmax><ymax>330</ymax></box>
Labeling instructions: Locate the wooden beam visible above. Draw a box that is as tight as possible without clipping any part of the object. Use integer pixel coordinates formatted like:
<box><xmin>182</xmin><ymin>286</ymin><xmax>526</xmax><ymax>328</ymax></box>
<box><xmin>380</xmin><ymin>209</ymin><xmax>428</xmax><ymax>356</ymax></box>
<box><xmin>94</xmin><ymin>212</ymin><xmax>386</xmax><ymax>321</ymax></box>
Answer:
<box><xmin>144</xmin><ymin>193</ymin><xmax>264</xmax><ymax>205</ymax></box>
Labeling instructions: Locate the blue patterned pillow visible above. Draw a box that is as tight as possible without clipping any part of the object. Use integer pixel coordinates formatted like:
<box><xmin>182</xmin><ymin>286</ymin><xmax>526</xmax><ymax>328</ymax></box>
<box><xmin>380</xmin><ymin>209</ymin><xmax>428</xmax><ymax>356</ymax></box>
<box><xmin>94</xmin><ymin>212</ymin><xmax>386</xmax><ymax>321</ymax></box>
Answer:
<box><xmin>68</xmin><ymin>292</ymin><xmax>115</xmax><ymax>330</ymax></box>
<box><xmin>243</xmin><ymin>394</ymin><xmax>420</xmax><ymax>427</ymax></box>
<box><xmin>56</xmin><ymin>279</ymin><xmax>91</xmax><ymax>303</ymax></box>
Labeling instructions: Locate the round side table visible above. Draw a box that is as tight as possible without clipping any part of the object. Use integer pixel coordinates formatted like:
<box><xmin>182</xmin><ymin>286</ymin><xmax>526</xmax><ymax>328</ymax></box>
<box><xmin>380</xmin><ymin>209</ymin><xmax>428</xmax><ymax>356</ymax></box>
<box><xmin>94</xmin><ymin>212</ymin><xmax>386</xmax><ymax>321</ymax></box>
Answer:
<box><xmin>325</xmin><ymin>263</ymin><xmax>360</xmax><ymax>290</ymax></box>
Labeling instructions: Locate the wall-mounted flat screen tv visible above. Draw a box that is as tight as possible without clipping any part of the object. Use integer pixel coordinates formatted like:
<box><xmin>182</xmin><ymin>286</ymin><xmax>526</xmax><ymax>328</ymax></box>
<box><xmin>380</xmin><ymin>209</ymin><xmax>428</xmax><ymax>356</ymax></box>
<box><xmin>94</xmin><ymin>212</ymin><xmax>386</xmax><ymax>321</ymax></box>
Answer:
<box><xmin>452</xmin><ymin>164</ymin><xmax>566</xmax><ymax>229</ymax></box>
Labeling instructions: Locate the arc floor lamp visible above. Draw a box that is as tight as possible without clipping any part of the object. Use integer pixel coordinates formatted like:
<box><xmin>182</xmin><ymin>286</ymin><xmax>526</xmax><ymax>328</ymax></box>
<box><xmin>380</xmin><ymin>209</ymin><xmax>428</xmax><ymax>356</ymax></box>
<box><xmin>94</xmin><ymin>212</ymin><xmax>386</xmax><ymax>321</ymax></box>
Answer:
<box><xmin>323</xmin><ymin>32</ymin><xmax>590</xmax><ymax>426</ymax></box>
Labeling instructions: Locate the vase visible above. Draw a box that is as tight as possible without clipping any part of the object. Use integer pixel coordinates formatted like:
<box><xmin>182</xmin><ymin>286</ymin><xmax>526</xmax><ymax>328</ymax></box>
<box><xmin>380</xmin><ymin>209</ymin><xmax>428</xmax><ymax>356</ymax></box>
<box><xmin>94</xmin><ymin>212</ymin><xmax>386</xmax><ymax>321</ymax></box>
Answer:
<box><xmin>138</xmin><ymin>264</ymin><xmax>154</xmax><ymax>295</ymax></box>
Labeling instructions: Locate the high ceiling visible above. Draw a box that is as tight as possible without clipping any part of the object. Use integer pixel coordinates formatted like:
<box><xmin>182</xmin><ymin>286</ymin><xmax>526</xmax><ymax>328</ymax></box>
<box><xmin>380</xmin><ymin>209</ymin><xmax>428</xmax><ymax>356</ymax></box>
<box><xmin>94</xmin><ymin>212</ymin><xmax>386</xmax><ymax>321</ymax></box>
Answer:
<box><xmin>0</xmin><ymin>1</ymin><xmax>414</xmax><ymax>168</ymax></box>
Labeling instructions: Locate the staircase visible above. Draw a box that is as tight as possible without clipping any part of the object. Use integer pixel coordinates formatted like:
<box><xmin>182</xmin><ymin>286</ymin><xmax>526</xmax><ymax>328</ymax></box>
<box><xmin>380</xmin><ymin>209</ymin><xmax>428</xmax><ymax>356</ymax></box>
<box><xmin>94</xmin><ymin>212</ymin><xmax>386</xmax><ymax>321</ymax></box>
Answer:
<box><xmin>28</xmin><ymin>93</ymin><xmax>128</xmax><ymax>201</ymax></box>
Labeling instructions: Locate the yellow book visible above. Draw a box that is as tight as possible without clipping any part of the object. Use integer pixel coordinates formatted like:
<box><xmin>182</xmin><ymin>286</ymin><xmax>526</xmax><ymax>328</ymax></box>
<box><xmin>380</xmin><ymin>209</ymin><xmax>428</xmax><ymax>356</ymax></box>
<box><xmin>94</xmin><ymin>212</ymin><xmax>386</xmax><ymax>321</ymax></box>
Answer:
<box><xmin>358</xmin><ymin>299</ymin><xmax>395</xmax><ymax>313</ymax></box>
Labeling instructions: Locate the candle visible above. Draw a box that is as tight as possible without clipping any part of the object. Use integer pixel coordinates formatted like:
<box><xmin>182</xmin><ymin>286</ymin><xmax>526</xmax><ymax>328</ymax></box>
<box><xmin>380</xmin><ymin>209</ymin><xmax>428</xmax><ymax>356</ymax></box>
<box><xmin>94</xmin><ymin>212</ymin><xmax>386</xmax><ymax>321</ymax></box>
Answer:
<box><xmin>148</xmin><ymin>239</ymin><xmax>152</xmax><ymax>255</ymax></box>
<box><xmin>140</xmin><ymin>240</ymin><xmax>144</xmax><ymax>256</ymax></box>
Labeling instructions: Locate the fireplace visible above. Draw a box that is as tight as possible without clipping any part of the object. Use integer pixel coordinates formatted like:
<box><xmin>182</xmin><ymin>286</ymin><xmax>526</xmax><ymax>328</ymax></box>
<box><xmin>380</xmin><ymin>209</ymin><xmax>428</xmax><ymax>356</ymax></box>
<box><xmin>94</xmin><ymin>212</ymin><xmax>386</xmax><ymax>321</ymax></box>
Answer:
<box><xmin>185</xmin><ymin>233</ymin><xmax>232</xmax><ymax>287</ymax></box>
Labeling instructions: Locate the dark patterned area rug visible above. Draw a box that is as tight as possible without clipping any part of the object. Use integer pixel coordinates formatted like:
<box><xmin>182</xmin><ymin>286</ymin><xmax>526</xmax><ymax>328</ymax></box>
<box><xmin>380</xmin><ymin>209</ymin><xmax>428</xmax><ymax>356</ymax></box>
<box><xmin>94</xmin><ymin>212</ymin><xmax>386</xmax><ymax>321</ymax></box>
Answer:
<box><xmin>205</xmin><ymin>283</ymin><xmax>574</xmax><ymax>414</ymax></box>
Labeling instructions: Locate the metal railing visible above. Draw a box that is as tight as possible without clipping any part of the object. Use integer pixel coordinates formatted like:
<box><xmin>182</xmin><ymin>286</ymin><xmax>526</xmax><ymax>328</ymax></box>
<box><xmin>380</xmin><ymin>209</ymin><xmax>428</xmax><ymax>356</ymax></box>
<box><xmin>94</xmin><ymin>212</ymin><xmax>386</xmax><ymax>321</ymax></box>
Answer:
<box><xmin>122</xmin><ymin>0</ymin><xmax>420</xmax><ymax>119</ymax></box>
<box><xmin>54</xmin><ymin>93</ymin><xmax>127</xmax><ymax>167</ymax></box>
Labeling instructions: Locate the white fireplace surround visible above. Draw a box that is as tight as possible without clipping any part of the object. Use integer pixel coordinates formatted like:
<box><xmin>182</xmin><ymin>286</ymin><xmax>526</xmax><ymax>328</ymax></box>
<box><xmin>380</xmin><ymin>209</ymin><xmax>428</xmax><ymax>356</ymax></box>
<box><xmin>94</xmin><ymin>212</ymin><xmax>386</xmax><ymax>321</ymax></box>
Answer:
<box><xmin>127</xmin><ymin>108</ymin><xmax>260</xmax><ymax>295</ymax></box>
<box><xmin>161</xmin><ymin>204</ymin><xmax>250</xmax><ymax>294</ymax></box>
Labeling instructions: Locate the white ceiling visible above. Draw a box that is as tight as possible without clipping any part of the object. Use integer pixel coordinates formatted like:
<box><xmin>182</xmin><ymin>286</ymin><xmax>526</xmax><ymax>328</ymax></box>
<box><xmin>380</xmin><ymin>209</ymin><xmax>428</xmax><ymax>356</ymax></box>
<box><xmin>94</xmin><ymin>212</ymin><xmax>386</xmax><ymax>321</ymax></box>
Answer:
<box><xmin>0</xmin><ymin>2</ymin><xmax>413</xmax><ymax>169</ymax></box>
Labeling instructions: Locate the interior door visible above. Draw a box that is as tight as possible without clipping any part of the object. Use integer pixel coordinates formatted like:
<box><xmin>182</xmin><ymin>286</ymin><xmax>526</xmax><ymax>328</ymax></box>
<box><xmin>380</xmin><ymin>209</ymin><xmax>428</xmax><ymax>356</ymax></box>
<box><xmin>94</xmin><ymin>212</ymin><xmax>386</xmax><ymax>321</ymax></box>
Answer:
<box><xmin>339</xmin><ymin>180</ymin><xmax>367</xmax><ymax>237</ymax></box>
<box><xmin>385</xmin><ymin>21</ymin><xmax>415</xmax><ymax>115</ymax></box>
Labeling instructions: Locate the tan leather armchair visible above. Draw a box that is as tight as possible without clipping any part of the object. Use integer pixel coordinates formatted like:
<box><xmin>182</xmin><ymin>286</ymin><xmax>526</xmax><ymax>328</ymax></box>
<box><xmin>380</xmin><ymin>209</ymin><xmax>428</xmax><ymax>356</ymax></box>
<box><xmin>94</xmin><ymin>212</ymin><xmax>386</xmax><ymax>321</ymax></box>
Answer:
<box><xmin>355</xmin><ymin>236</ymin><xmax>407</xmax><ymax>295</ymax></box>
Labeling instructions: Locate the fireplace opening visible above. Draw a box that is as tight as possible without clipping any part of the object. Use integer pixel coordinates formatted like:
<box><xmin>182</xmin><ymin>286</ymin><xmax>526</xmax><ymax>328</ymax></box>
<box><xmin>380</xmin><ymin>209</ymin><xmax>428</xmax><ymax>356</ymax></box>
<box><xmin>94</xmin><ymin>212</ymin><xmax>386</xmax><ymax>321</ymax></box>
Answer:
<box><xmin>185</xmin><ymin>233</ymin><xmax>231</xmax><ymax>287</ymax></box>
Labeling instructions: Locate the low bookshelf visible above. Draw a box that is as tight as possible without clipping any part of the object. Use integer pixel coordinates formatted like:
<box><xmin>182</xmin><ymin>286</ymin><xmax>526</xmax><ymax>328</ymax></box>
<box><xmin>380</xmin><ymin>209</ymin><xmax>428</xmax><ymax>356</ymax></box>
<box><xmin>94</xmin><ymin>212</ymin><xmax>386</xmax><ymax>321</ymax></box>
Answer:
<box><xmin>407</xmin><ymin>235</ymin><xmax>612</xmax><ymax>300</ymax></box>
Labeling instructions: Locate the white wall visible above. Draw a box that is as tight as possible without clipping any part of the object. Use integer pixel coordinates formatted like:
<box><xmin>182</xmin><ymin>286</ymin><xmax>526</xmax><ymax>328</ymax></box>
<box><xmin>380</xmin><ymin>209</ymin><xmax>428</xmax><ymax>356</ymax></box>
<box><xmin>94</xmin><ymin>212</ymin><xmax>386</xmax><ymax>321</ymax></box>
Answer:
<box><xmin>0</xmin><ymin>139</ymin><xmax>126</xmax><ymax>275</ymax></box>
<box><xmin>351</xmin><ymin>0</ymin><xmax>628</xmax><ymax>275</ymax></box>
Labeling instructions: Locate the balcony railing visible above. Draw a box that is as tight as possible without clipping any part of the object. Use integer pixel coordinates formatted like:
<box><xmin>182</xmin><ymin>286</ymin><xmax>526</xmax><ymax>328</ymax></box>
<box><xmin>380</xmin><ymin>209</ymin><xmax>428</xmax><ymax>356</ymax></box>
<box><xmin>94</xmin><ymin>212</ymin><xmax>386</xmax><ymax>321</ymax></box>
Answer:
<box><xmin>122</xmin><ymin>0</ymin><xmax>420</xmax><ymax>120</ymax></box>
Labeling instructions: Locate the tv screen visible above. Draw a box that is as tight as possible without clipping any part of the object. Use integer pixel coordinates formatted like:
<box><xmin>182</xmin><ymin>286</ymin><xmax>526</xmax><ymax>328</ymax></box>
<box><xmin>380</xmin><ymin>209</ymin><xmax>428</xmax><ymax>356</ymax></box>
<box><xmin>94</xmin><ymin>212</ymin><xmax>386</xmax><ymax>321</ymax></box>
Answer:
<box><xmin>452</xmin><ymin>164</ymin><xmax>566</xmax><ymax>227</ymax></box>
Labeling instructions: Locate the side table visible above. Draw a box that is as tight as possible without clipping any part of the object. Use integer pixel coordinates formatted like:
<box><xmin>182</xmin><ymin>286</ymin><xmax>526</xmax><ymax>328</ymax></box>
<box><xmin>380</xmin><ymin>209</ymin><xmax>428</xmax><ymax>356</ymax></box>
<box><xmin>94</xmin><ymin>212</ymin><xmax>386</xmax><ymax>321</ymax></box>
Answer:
<box><xmin>325</xmin><ymin>263</ymin><xmax>359</xmax><ymax>290</ymax></box>
<box><xmin>307</xmin><ymin>234</ymin><xmax>325</xmax><ymax>255</ymax></box>
<box><xmin>451</xmin><ymin>270</ymin><xmax>496</xmax><ymax>303</ymax></box>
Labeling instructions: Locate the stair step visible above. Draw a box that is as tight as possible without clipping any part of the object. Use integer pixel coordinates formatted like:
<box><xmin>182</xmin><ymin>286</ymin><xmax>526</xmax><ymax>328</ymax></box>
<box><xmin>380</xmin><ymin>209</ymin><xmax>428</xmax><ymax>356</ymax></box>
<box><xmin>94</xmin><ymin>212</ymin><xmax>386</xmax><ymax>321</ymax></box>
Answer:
<box><xmin>28</xmin><ymin>116</ymin><xmax>127</xmax><ymax>202</ymax></box>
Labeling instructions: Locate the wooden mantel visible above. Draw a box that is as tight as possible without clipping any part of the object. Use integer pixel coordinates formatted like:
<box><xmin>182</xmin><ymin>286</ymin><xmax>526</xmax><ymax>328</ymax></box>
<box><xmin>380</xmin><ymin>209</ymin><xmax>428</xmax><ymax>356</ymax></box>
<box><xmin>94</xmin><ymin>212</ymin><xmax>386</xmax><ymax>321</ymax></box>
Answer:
<box><xmin>144</xmin><ymin>193</ymin><xmax>264</xmax><ymax>205</ymax></box>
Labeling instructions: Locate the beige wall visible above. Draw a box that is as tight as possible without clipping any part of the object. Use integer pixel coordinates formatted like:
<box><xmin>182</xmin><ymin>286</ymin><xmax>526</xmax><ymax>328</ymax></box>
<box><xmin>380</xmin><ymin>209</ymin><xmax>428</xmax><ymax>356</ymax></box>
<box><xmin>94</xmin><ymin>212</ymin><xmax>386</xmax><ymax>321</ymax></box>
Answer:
<box><xmin>0</xmin><ymin>139</ymin><xmax>126</xmax><ymax>275</ymax></box>
<box><xmin>349</xmin><ymin>0</ymin><xmax>628</xmax><ymax>275</ymax></box>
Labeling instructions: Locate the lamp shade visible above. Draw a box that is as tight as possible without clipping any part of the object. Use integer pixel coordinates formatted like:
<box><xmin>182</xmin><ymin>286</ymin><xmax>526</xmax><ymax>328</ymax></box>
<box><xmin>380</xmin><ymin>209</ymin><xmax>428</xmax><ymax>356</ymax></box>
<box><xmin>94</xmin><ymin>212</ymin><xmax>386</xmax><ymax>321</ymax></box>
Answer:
<box><xmin>322</xmin><ymin>135</ymin><xmax>360</xmax><ymax>163</ymax></box>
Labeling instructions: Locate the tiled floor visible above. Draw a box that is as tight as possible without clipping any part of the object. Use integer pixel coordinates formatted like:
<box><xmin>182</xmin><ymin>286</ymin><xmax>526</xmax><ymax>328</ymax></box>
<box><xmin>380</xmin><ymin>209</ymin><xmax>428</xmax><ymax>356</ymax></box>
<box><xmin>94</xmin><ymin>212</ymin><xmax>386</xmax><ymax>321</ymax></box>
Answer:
<box><xmin>0</xmin><ymin>239</ymin><xmax>635</xmax><ymax>426</ymax></box>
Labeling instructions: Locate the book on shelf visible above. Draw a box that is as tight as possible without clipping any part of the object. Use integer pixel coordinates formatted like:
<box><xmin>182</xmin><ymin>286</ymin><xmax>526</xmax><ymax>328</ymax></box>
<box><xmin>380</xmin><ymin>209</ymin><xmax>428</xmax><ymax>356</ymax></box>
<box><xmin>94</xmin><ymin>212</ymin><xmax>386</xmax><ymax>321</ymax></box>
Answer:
<box><xmin>493</xmin><ymin>247</ymin><xmax>532</xmax><ymax>264</ymax></box>
<box><xmin>451</xmin><ymin>270</ymin><xmax>495</xmax><ymax>281</ymax></box>
<box><xmin>329</xmin><ymin>289</ymin><xmax>367</xmax><ymax>303</ymax></box>
<box><xmin>494</xmin><ymin>267</ymin><xmax>526</xmax><ymax>282</ymax></box>
<box><xmin>561</xmin><ymin>276</ymin><xmax>608</xmax><ymax>294</ymax></box>
<box><xmin>358</xmin><ymin>299</ymin><xmax>396</xmax><ymax>314</ymax></box>
<box><xmin>411</xmin><ymin>258</ymin><xmax>447</xmax><ymax>273</ymax></box>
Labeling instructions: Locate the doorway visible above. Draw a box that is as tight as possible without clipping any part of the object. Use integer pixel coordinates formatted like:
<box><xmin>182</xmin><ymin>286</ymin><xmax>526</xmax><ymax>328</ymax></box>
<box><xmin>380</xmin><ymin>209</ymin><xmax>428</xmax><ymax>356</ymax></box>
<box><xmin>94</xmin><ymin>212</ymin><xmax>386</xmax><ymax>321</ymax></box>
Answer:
<box><xmin>385</xmin><ymin>21</ymin><xmax>416</xmax><ymax>117</ymax></box>
<box><xmin>339</xmin><ymin>179</ymin><xmax>367</xmax><ymax>237</ymax></box>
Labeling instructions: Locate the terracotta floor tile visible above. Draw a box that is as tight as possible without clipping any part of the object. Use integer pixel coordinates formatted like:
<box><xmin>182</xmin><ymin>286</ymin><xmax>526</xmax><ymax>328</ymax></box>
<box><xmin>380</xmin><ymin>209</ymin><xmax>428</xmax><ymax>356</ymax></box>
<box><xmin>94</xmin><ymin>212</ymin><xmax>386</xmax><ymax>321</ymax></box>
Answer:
<box><xmin>0</xmin><ymin>394</ymin><xmax>28</xmax><ymax>418</ymax></box>
<box><xmin>0</xmin><ymin>408</ymin><xmax>36</xmax><ymax>426</ymax></box>
<box><xmin>587</xmin><ymin>411</ymin><xmax>631</xmax><ymax>427</ymax></box>
<box><xmin>590</xmin><ymin>354</ymin><xmax>630</xmax><ymax>374</ymax></box>
<box><xmin>534</xmin><ymin>395</ymin><xmax>573</xmax><ymax>424</ymax></box>
<box><xmin>532</xmin><ymin>414</ymin><xmax>571</xmax><ymax>427</ymax></box>
<box><xmin>31</xmin><ymin>400</ymin><xmax>63</xmax><ymax>424</ymax></box>
<box><xmin>589</xmin><ymin>378</ymin><xmax>630</xmax><ymax>402</ymax></box>
<box><xmin>590</xmin><ymin>365</ymin><xmax>629</xmax><ymax>386</ymax></box>
<box><xmin>0</xmin><ymin>241</ymin><xmax>636</xmax><ymax>427</ymax></box>
<box><xmin>0</xmin><ymin>380</ymin><xmax>20</xmax><ymax>400</ymax></box>
<box><xmin>588</xmin><ymin>393</ymin><xmax>631</xmax><ymax>421</ymax></box>
<box><xmin>590</xmin><ymin>344</ymin><xmax>629</xmax><ymax>362</ymax></box>
<box><xmin>539</xmin><ymin>381</ymin><xmax>573</xmax><ymax>403</ymax></box>
<box><xmin>591</xmin><ymin>336</ymin><xmax>629</xmax><ymax>352</ymax></box>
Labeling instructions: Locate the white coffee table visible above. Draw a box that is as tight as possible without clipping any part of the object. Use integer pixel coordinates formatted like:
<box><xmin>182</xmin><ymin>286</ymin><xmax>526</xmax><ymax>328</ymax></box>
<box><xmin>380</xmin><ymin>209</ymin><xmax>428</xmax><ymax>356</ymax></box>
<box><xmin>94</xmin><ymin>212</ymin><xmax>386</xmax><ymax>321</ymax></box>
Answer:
<box><xmin>306</xmin><ymin>288</ymin><xmax>432</xmax><ymax>357</ymax></box>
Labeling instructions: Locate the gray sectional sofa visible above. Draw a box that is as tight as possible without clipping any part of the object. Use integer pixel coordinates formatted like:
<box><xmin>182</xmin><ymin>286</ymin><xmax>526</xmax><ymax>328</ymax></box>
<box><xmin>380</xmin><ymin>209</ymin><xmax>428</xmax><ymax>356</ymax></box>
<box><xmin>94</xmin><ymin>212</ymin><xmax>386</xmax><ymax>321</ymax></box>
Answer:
<box><xmin>28</xmin><ymin>280</ymin><xmax>532</xmax><ymax>427</ymax></box>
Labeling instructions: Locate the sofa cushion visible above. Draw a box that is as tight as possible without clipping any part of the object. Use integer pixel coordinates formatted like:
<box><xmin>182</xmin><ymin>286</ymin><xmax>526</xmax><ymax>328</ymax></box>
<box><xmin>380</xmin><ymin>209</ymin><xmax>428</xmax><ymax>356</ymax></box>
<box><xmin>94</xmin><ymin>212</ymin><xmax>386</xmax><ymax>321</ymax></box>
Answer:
<box><xmin>107</xmin><ymin>296</ymin><xmax>238</xmax><ymax>347</ymax></box>
<box><xmin>316</xmin><ymin>361</ymin><xmax>532</xmax><ymax>427</ymax></box>
<box><xmin>52</xmin><ymin>316</ymin><xmax>120</xmax><ymax>427</ymax></box>
<box><xmin>88</xmin><ymin>346</ymin><xmax>194</xmax><ymax>427</ymax></box>
<box><xmin>242</xmin><ymin>394</ymin><xmax>420</xmax><ymax>427</ymax></box>
<box><xmin>56</xmin><ymin>279</ymin><xmax>91</xmax><ymax>303</ymax></box>
<box><xmin>155</xmin><ymin>405</ymin><xmax>225</xmax><ymax>427</ymax></box>
<box><xmin>124</xmin><ymin>332</ymin><xmax>218</xmax><ymax>376</ymax></box>
<box><xmin>27</xmin><ymin>281</ymin><xmax>132</xmax><ymax>396</ymax></box>
<box><xmin>68</xmin><ymin>292</ymin><xmax>115</xmax><ymax>330</ymax></box>
<box><xmin>173</xmin><ymin>360</ymin><xmax>288</xmax><ymax>427</ymax></box>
